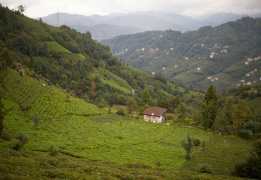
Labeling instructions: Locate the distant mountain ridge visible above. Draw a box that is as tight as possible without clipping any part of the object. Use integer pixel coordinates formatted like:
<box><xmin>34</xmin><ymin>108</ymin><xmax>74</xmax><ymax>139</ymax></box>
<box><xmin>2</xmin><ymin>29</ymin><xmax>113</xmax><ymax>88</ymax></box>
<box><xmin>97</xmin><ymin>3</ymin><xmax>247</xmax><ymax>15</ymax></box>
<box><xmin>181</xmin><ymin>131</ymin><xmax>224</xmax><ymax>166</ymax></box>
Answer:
<box><xmin>102</xmin><ymin>17</ymin><xmax>261</xmax><ymax>91</ymax></box>
<box><xmin>39</xmin><ymin>11</ymin><xmax>258</xmax><ymax>40</ymax></box>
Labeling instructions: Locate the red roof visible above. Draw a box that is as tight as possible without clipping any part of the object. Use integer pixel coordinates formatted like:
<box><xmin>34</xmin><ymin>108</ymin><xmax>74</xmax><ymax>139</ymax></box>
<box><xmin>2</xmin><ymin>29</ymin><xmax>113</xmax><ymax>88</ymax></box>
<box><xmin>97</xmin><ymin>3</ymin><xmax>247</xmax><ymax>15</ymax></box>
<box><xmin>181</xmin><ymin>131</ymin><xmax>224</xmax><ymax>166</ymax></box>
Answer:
<box><xmin>142</xmin><ymin>107</ymin><xmax>167</xmax><ymax>117</ymax></box>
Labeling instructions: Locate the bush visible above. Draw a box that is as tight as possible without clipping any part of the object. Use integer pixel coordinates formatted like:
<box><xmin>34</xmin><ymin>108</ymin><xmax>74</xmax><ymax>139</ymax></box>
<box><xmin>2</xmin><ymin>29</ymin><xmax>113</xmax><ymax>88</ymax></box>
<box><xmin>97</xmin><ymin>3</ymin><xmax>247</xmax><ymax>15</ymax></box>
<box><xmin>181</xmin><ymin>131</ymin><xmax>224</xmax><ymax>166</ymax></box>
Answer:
<box><xmin>11</xmin><ymin>139</ymin><xmax>24</xmax><ymax>151</ymax></box>
<box><xmin>49</xmin><ymin>145</ymin><xmax>59</xmax><ymax>156</ymax></box>
<box><xmin>11</xmin><ymin>132</ymin><xmax>29</xmax><ymax>151</ymax></box>
<box><xmin>234</xmin><ymin>139</ymin><xmax>261</xmax><ymax>179</ymax></box>
<box><xmin>15</xmin><ymin>132</ymin><xmax>29</xmax><ymax>144</ymax></box>
<box><xmin>197</xmin><ymin>163</ymin><xmax>213</xmax><ymax>174</ymax></box>
<box><xmin>193</xmin><ymin>138</ymin><xmax>201</xmax><ymax>146</ymax></box>
<box><xmin>0</xmin><ymin>130</ymin><xmax>11</xmax><ymax>141</ymax></box>
<box><xmin>116</xmin><ymin>107</ymin><xmax>126</xmax><ymax>116</ymax></box>
<box><xmin>239</xmin><ymin>129</ymin><xmax>253</xmax><ymax>140</ymax></box>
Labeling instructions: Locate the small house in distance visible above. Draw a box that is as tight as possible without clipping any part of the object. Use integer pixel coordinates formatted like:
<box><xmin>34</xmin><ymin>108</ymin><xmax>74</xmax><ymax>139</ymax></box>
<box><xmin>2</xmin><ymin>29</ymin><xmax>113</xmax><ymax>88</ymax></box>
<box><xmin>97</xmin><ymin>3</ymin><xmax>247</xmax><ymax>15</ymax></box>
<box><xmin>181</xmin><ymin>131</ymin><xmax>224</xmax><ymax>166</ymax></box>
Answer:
<box><xmin>142</xmin><ymin>107</ymin><xmax>167</xmax><ymax>123</ymax></box>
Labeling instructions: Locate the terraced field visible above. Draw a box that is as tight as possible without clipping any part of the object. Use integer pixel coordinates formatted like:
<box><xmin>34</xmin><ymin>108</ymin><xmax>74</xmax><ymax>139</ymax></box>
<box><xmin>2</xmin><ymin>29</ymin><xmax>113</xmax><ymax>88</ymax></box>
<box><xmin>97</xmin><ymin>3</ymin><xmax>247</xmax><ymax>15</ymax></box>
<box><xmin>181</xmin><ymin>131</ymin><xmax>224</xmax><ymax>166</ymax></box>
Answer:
<box><xmin>0</xmin><ymin>69</ymin><xmax>252</xmax><ymax>174</ymax></box>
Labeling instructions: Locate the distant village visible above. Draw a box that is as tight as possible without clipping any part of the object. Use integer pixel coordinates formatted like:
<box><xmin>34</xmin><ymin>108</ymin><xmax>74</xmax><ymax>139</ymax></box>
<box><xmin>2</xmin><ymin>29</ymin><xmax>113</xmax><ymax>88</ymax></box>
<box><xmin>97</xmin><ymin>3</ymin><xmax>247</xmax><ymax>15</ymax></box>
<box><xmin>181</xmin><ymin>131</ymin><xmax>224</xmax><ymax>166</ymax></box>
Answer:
<box><xmin>113</xmin><ymin>32</ymin><xmax>261</xmax><ymax>88</ymax></box>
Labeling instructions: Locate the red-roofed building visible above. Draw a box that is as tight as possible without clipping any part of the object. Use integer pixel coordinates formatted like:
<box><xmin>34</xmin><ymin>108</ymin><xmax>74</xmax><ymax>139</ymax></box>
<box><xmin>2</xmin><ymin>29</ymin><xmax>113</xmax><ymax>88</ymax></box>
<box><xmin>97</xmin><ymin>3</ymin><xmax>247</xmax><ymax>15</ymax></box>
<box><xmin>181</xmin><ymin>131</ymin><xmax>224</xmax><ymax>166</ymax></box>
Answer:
<box><xmin>142</xmin><ymin>107</ymin><xmax>167</xmax><ymax>123</ymax></box>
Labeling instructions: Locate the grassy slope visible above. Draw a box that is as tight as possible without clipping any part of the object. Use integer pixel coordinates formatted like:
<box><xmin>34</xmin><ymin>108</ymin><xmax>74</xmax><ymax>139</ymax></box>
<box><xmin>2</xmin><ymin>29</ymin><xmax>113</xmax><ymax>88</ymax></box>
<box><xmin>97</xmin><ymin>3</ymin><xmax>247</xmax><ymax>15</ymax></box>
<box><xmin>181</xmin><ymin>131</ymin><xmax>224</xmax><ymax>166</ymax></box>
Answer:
<box><xmin>0</xmin><ymin>69</ymin><xmax>251</xmax><ymax>179</ymax></box>
<box><xmin>0</xmin><ymin>146</ymin><xmax>245</xmax><ymax>180</ymax></box>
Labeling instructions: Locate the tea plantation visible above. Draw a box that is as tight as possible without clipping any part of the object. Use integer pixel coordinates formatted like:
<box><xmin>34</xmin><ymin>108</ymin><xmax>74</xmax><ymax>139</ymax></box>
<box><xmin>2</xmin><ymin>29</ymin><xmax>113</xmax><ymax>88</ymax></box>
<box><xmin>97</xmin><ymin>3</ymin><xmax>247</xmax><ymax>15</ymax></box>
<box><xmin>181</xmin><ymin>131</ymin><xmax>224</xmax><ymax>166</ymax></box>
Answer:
<box><xmin>0</xmin><ymin>70</ymin><xmax>252</xmax><ymax>179</ymax></box>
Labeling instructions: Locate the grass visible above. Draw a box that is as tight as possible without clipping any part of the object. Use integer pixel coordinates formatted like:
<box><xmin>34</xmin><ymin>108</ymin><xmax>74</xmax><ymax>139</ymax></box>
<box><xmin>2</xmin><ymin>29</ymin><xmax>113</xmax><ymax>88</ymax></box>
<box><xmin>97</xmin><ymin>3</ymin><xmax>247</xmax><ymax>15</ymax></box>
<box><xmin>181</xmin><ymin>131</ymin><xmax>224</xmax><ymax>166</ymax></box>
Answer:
<box><xmin>0</xmin><ymin>146</ymin><xmax>244</xmax><ymax>180</ymax></box>
<box><xmin>0</xmin><ymin>69</ymin><xmax>253</xmax><ymax>179</ymax></box>
<box><xmin>181</xmin><ymin>134</ymin><xmax>252</xmax><ymax>175</ymax></box>
<box><xmin>45</xmin><ymin>41</ymin><xmax>72</xmax><ymax>53</ymax></box>
<box><xmin>101</xmin><ymin>69</ymin><xmax>132</xmax><ymax>94</ymax></box>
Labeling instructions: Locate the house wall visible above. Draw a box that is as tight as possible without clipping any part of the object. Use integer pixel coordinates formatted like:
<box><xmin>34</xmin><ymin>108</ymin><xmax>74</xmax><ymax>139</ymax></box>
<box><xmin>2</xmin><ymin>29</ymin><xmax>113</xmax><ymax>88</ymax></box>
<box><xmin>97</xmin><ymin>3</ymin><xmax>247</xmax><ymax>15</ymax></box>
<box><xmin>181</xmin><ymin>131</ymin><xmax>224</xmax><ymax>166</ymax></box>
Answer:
<box><xmin>143</xmin><ymin>115</ymin><xmax>163</xmax><ymax>123</ymax></box>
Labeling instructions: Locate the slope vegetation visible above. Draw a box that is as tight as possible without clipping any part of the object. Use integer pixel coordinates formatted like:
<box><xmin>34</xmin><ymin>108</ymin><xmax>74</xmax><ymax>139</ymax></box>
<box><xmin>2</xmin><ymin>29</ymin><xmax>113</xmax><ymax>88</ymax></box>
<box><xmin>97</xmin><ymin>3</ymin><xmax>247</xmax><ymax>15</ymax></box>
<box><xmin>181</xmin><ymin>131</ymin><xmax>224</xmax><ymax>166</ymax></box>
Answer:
<box><xmin>102</xmin><ymin>17</ymin><xmax>261</xmax><ymax>91</ymax></box>
<box><xmin>0</xmin><ymin>69</ymin><xmax>252</xmax><ymax>179</ymax></box>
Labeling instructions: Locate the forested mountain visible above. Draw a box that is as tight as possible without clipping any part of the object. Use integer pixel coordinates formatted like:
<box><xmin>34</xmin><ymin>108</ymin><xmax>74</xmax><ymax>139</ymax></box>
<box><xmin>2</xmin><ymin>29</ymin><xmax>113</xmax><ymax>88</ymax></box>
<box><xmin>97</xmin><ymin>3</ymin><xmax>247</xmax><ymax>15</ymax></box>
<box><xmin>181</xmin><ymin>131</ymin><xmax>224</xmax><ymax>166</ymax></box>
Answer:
<box><xmin>102</xmin><ymin>17</ymin><xmax>261</xmax><ymax>91</ymax></box>
<box><xmin>40</xmin><ymin>12</ymin><xmax>250</xmax><ymax>40</ymax></box>
<box><xmin>0</xmin><ymin>5</ymin><xmax>202</xmax><ymax>114</ymax></box>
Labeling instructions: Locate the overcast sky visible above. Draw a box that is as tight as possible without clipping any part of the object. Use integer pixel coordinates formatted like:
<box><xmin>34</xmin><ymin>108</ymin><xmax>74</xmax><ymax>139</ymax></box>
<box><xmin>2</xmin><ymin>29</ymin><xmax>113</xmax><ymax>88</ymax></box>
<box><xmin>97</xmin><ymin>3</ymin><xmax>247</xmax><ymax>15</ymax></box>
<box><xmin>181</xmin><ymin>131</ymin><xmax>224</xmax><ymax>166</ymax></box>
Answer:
<box><xmin>1</xmin><ymin>0</ymin><xmax>261</xmax><ymax>18</ymax></box>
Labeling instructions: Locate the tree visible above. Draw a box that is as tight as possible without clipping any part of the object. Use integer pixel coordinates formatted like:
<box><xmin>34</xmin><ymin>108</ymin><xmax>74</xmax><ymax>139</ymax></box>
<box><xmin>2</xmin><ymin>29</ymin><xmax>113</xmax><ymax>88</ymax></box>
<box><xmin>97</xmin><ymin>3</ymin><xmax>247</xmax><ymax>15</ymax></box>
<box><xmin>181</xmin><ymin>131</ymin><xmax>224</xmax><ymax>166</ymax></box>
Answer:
<box><xmin>126</xmin><ymin>97</ymin><xmax>137</xmax><ymax>114</ymax></box>
<box><xmin>17</xmin><ymin>5</ymin><xmax>25</xmax><ymax>14</ymax></box>
<box><xmin>142</xmin><ymin>89</ymin><xmax>151</xmax><ymax>105</ymax></box>
<box><xmin>0</xmin><ymin>48</ymin><xmax>13</xmax><ymax>68</ymax></box>
<box><xmin>0</xmin><ymin>94</ymin><xmax>5</xmax><ymax>135</ymax></box>
<box><xmin>28</xmin><ymin>53</ymin><xmax>35</xmax><ymax>71</ymax></box>
<box><xmin>201</xmin><ymin>85</ymin><xmax>218</xmax><ymax>129</ymax></box>
<box><xmin>234</xmin><ymin>139</ymin><xmax>261</xmax><ymax>179</ymax></box>
<box><xmin>180</xmin><ymin>133</ymin><xmax>194</xmax><ymax>160</ymax></box>
<box><xmin>233</xmin><ymin>99</ymin><xmax>247</xmax><ymax>135</ymax></box>
<box><xmin>204</xmin><ymin>85</ymin><xmax>218</xmax><ymax>104</ymax></box>
<box><xmin>214</xmin><ymin>96</ymin><xmax>235</xmax><ymax>134</ymax></box>
<box><xmin>31</xmin><ymin>113</ymin><xmax>41</xmax><ymax>129</ymax></box>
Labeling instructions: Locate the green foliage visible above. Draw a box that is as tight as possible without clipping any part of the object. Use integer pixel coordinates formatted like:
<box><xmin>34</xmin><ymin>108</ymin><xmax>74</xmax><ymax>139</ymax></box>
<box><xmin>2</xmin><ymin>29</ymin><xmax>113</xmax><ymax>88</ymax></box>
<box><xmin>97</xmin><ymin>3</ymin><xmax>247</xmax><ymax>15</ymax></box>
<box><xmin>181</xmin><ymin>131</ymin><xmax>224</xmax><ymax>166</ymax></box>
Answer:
<box><xmin>234</xmin><ymin>139</ymin><xmax>261</xmax><ymax>179</ymax></box>
<box><xmin>0</xmin><ymin>94</ymin><xmax>4</xmax><ymax>134</ymax></box>
<box><xmin>180</xmin><ymin>133</ymin><xmax>194</xmax><ymax>160</ymax></box>
<box><xmin>126</xmin><ymin>97</ymin><xmax>137</xmax><ymax>113</ymax></box>
<box><xmin>48</xmin><ymin>145</ymin><xmax>59</xmax><ymax>156</ymax></box>
<box><xmin>201</xmin><ymin>85</ymin><xmax>218</xmax><ymax>129</ymax></box>
<box><xmin>233</xmin><ymin>99</ymin><xmax>247</xmax><ymax>135</ymax></box>
<box><xmin>197</xmin><ymin>163</ymin><xmax>213</xmax><ymax>174</ymax></box>
<box><xmin>102</xmin><ymin>17</ymin><xmax>261</xmax><ymax>91</ymax></box>
<box><xmin>11</xmin><ymin>132</ymin><xmax>29</xmax><ymax>151</ymax></box>
<box><xmin>142</xmin><ymin>89</ymin><xmax>151</xmax><ymax>105</ymax></box>
<box><xmin>238</xmin><ymin>129</ymin><xmax>253</xmax><ymax>140</ymax></box>
<box><xmin>30</xmin><ymin>112</ymin><xmax>41</xmax><ymax>129</ymax></box>
<box><xmin>0</xmin><ymin>129</ymin><xmax>11</xmax><ymax>141</ymax></box>
<box><xmin>0</xmin><ymin>48</ymin><xmax>13</xmax><ymax>67</ymax></box>
<box><xmin>183</xmin><ymin>135</ymin><xmax>252</xmax><ymax>175</ymax></box>
<box><xmin>193</xmin><ymin>138</ymin><xmax>201</xmax><ymax>146</ymax></box>
<box><xmin>116</xmin><ymin>107</ymin><xmax>126</xmax><ymax>116</ymax></box>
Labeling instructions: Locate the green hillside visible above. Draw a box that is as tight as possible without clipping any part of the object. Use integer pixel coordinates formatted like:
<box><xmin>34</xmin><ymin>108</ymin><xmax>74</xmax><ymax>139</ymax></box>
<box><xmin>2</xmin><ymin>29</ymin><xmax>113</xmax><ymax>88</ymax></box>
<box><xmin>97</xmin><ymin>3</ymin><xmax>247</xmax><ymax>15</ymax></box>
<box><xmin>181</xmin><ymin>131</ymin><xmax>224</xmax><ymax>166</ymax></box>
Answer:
<box><xmin>102</xmin><ymin>17</ymin><xmax>261</xmax><ymax>91</ymax></box>
<box><xmin>0</xmin><ymin>4</ymin><xmax>203</xmax><ymax>114</ymax></box>
<box><xmin>0</xmin><ymin>69</ymin><xmax>252</xmax><ymax>179</ymax></box>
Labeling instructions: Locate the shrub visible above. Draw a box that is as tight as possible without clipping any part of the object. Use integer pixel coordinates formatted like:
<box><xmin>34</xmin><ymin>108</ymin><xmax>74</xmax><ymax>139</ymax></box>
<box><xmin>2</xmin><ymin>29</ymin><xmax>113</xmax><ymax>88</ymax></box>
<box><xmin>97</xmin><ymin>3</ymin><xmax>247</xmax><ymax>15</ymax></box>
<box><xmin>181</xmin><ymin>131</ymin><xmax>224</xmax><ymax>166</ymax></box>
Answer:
<box><xmin>239</xmin><ymin>129</ymin><xmax>253</xmax><ymax>140</ymax></box>
<box><xmin>15</xmin><ymin>132</ymin><xmax>29</xmax><ymax>144</ymax></box>
<box><xmin>49</xmin><ymin>145</ymin><xmax>59</xmax><ymax>156</ymax></box>
<box><xmin>234</xmin><ymin>139</ymin><xmax>261</xmax><ymax>179</ymax></box>
<box><xmin>197</xmin><ymin>163</ymin><xmax>213</xmax><ymax>174</ymax></box>
<box><xmin>0</xmin><ymin>129</ymin><xmax>11</xmax><ymax>141</ymax></box>
<box><xmin>11</xmin><ymin>139</ymin><xmax>24</xmax><ymax>151</ymax></box>
<box><xmin>116</xmin><ymin>107</ymin><xmax>126</xmax><ymax>116</ymax></box>
<box><xmin>11</xmin><ymin>132</ymin><xmax>29</xmax><ymax>151</ymax></box>
<box><xmin>193</xmin><ymin>138</ymin><xmax>201</xmax><ymax>146</ymax></box>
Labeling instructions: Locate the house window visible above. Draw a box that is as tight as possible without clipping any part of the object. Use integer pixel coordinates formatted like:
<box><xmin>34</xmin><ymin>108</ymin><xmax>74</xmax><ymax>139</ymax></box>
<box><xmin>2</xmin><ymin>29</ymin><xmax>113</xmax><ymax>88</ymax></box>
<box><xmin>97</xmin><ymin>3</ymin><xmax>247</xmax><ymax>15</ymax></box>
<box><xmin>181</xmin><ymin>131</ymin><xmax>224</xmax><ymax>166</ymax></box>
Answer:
<box><xmin>146</xmin><ymin>115</ymin><xmax>150</xmax><ymax>118</ymax></box>
<box><xmin>152</xmin><ymin>116</ymin><xmax>155</xmax><ymax>119</ymax></box>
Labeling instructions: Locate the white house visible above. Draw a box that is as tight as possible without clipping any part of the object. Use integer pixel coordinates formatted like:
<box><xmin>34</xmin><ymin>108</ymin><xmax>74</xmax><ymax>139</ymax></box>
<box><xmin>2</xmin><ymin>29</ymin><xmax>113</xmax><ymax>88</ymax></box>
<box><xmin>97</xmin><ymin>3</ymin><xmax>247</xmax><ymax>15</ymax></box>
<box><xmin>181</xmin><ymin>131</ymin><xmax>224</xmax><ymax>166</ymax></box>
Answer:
<box><xmin>142</xmin><ymin>107</ymin><xmax>167</xmax><ymax>123</ymax></box>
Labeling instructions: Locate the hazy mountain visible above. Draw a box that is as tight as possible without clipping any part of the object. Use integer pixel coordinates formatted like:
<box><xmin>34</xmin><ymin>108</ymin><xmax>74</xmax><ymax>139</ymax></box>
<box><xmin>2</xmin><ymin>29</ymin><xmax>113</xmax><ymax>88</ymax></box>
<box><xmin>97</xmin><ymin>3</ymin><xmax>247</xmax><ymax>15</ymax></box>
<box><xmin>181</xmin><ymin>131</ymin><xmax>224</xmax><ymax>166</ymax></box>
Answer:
<box><xmin>196</xmin><ymin>12</ymin><xmax>244</xmax><ymax>27</ymax></box>
<box><xmin>40</xmin><ymin>11</ymin><xmax>254</xmax><ymax>41</ymax></box>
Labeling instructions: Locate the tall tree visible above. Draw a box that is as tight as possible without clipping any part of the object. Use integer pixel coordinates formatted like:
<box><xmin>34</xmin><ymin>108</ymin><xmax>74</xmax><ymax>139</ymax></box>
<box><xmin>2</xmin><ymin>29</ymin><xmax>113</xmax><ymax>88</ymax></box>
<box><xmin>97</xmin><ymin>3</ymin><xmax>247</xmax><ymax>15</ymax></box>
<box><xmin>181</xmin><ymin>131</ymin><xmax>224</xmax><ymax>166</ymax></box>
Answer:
<box><xmin>0</xmin><ymin>94</ymin><xmax>5</xmax><ymax>134</ymax></box>
<box><xmin>201</xmin><ymin>85</ymin><xmax>218</xmax><ymax>129</ymax></box>
<box><xmin>180</xmin><ymin>133</ymin><xmax>194</xmax><ymax>160</ymax></box>
<box><xmin>0</xmin><ymin>48</ymin><xmax>13</xmax><ymax>68</ymax></box>
<box><xmin>28</xmin><ymin>53</ymin><xmax>35</xmax><ymax>71</ymax></box>
<box><xmin>233</xmin><ymin>99</ymin><xmax>247</xmax><ymax>135</ymax></box>
<box><xmin>214</xmin><ymin>96</ymin><xmax>235</xmax><ymax>134</ymax></box>
<box><xmin>126</xmin><ymin>97</ymin><xmax>137</xmax><ymax>114</ymax></box>
<box><xmin>142</xmin><ymin>89</ymin><xmax>151</xmax><ymax>105</ymax></box>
